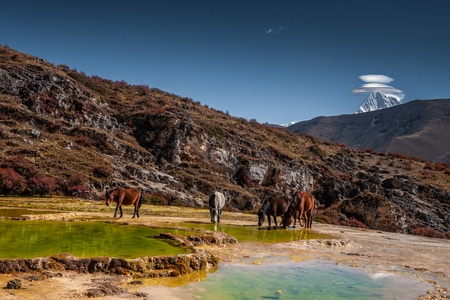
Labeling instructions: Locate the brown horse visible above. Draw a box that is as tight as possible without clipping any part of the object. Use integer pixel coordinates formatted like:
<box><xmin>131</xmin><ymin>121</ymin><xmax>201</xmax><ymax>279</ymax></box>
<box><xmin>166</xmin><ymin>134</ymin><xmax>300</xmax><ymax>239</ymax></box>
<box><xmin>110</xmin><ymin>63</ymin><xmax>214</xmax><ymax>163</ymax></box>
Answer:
<box><xmin>105</xmin><ymin>188</ymin><xmax>143</xmax><ymax>219</ymax></box>
<box><xmin>282</xmin><ymin>191</ymin><xmax>315</xmax><ymax>229</ymax></box>
<box><xmin>258</xmin><ymin>196</ymin><xmax>289</xmax><ymax>226</ymax></box>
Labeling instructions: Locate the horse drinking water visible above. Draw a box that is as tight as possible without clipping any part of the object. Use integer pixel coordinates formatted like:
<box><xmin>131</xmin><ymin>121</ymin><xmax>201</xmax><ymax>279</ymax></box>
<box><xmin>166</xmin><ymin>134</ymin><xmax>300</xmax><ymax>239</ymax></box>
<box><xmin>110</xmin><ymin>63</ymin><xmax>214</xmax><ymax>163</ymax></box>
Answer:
<box><xmin>209</xmin><ymin>191</ymin><xmax>225</xmax><ymax>223</ymax></box>
<box><xmin>257</xmin><ymin>196</ymin><xmax>289</xmax><ymax>226</ymax></box>
<box><xmin>105</xmin><ymin>188</ymin><xmax>143</xmax><ymax>219</ymax></box>
<box><xmin>282</xmin><ymin>190</ymin><xmax>315</xmax><ymax>229</ymax></box>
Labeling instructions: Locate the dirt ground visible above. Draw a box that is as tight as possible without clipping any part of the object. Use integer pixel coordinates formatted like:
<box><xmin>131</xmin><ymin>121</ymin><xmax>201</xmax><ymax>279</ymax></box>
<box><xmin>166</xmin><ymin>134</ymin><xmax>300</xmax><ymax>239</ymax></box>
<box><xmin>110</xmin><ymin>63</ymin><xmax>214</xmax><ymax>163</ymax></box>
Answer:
<box><xmin>0</xmin><ymin>209</ymin><xmax>449</xmax><ymax>299</ymax></box>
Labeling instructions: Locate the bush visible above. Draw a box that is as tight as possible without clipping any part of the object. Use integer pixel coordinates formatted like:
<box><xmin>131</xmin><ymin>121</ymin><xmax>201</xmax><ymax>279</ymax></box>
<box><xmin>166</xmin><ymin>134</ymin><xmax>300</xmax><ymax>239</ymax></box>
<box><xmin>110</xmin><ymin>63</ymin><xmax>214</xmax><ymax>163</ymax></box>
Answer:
<box><xmin>346</xmin><ymin>217</ymin><xmax>368</xmax><ymax>229</ymax></box>
<box><xmin>93</xmin><ymin>165</ymin><xmax>113</xmax><ymax>178</ymax></box>
<box><xmin>309</xmin><ymin>145</ymin><xmax>325</xmax><ymax>157</ymax></box>
<box><xmin>412</xmin><ymin>227</ymin><xmax>446</xmax><ymax>239</ymax></box>
<box><xmin>66</xmin><ymin>172</ymin><xmax>87</xmax><ymax>191</ymax></box>
<box><xmin>0</xmin><ymin>168</ymin><xmax>27</xmax><ymax>194</ymax></box>
<box><xmin>27</xmin><ymin>176</ymin><xmax>58</xmax><ymax>195</ymax></box>
<box><xmin>0</xmin><ymin>155</ymin><xmax>38</xmax><ymax>178</ymax></box>
<box><xmin>144</xmin><ymin>192</ymin><xmax>168</xmax><ymax>205</ymax></box>
<box><xmin>76</xmin><ymin>136</ymin><xmax>95</xmax><ymax>147</ymax></box>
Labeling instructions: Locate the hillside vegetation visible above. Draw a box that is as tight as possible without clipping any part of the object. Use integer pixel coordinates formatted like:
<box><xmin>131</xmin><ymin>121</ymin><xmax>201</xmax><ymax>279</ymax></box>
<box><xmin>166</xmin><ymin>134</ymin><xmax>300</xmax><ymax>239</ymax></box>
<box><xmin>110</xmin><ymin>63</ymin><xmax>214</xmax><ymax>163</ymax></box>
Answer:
<box><xmin>0</xmin><ymin>45</ymin><xmax>449</xmax><ymax>238</ymax></box>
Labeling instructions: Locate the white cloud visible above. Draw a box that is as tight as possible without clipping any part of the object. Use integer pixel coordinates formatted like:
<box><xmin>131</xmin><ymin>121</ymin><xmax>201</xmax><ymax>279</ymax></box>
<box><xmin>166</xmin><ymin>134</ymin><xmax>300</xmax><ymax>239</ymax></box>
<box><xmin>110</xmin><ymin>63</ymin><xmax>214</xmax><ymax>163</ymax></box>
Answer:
<box><xmin>359</xmin><ymin>74</ymin><xmax>393</xmax><ymax>84</ymax></box>
<box><xmin>353</xmin><ymin>74</ymin><xmax>404</xmax><ymax>100</ymax></box>
<box><xmin>265</xmin><ymin>26</ymin><xmax>289</xmax><ymax>34</ymax></box>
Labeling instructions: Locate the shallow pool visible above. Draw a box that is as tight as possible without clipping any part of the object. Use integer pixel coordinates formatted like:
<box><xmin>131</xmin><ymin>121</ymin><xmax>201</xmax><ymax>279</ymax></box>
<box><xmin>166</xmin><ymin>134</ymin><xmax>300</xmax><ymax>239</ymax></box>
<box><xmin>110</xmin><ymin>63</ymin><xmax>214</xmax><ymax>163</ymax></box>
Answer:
<box><xmin>176</xmin><ymin>221</ymin><xmax>334</xmax><ymax>243</ymax></box>
<box><xmin>178</xmin><ymin>261</ymin><xmax>433</xmax><ymax>299</ymax></box>
<box><xmin>0</xmin><ymin>219</ymin><xmax>192</xmax><ymax>259</ymax></box>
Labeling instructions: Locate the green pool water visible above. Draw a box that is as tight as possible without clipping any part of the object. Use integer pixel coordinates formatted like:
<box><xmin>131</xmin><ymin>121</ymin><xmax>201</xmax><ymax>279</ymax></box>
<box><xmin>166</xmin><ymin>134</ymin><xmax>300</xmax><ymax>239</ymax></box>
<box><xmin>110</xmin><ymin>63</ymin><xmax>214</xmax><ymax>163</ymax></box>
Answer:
<box><xmin>180</xmin><ymin>261</ymin><xmax>433</xmax><ymax>300</ymax></box>
<box><xmin>0</xmin><ymin>219</ymin><xmax>192</xmax><ymax>259</ymax></box>
<box><xmin>177</xmin><ymin>221</ymin><xmax>334</xmax><ymax>243</ymax></box>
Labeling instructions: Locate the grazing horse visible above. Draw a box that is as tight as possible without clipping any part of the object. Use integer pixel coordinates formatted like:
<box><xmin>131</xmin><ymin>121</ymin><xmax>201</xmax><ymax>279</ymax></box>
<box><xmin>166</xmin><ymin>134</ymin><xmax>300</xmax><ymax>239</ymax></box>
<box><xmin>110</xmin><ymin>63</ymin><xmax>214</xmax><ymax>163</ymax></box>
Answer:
<box><xmin>105</xmin><ymin>188</ymin><xmax>143</xmax><ymax>219</ymax></box>
<box><xmin>282</xmin><ymin>191</ymin><xmax>315</xmax><ymax>229</ymax></box>
<box><xmin>257</xmin><ymin>196</ymin><xmax>289</xmax><ymax>226</ymax></box>
<box><xmin>209</xmin><ymin>191</ymin><xmax>225</xmax><ymax>223</ymax></box>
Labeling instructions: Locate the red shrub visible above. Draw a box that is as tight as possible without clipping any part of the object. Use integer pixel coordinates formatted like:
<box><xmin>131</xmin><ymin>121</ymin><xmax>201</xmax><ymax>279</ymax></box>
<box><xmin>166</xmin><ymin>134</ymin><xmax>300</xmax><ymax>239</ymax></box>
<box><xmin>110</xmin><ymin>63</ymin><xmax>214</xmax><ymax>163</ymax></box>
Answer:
<box><xmin>76</xmin><ymin>136</ymin><xmax>94</xmax><ymax>147</ymax></box>
<box><xmin>28</xmin><ymin>176</ymin><xmax>58</xmax><ymax>195</ymax></box>
<box><xmin>412</xmin><ymin>227</ymin><xmax>446</xmax><ymax>239</ymax></box>
<box><xmin>0</xmin><ymin>168</ymin><xmax>27</xmax><ymax>194</ymax></box>
<box><xmin>93</xmin><ymin>165</ymin><xmax>113</xmax><ymax>178</ymax></box>
<box><xmin>0</xmin><ymin>155</ymin><xmax>38</xmax><ymax>178</ymax></box>
<box><xmin>67</xmin><ymin>172</ymin><xmax>87</xmax><ymax>187</ymax></box>
<box><xmin>346</xmin><ymin>217</ymin><xmax>368</xmax><ymax>229</ymax></box>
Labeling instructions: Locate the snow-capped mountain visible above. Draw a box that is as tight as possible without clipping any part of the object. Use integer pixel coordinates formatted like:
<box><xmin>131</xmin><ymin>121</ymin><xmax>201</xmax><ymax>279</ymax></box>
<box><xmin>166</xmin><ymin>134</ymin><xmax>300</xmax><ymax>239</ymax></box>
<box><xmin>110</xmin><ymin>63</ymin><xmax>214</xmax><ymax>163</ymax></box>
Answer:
<box><xmin>355</xmin><ymin>91</ymin><xmax>402</xmax><ymax>114</ymax></box>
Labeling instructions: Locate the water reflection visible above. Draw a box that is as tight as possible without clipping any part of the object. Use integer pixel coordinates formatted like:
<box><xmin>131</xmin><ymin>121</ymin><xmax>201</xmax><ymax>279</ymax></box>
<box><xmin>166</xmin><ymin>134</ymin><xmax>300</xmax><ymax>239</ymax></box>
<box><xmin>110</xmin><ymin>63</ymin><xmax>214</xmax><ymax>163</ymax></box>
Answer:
<box><xmin>182</xmin><ymin>221</ymin><xmax>332</xmax><ymax>243</ymax></box>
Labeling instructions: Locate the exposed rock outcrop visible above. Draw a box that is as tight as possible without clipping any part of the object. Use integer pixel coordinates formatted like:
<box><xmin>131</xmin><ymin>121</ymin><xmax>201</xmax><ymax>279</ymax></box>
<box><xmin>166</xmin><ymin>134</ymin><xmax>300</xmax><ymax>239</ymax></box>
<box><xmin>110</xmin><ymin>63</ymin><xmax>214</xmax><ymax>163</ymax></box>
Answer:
<box><xmin>1</xmin><ymin>45</ymin><xmax>449</xmax><ymax>237</ymax></box>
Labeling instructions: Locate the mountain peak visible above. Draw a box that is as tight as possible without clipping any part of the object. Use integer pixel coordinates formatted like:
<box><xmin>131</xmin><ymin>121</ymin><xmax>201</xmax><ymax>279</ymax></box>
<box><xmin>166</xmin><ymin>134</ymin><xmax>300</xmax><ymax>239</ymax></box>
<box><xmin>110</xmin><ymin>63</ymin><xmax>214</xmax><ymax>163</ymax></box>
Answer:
<box><xmin>355</xmin><ymin>91</ymin><xmax>402</xmax><ymax>114</ymax></box>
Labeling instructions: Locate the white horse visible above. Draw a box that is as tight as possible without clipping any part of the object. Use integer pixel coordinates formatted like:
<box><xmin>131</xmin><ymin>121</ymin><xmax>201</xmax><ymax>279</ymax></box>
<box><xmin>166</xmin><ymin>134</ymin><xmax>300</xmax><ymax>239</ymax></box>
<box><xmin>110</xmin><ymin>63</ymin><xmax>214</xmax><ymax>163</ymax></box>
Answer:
<box><xmin>209</xmin><ymin>191</ymin><xmax>225</xmax><ymax>223</ymax></box>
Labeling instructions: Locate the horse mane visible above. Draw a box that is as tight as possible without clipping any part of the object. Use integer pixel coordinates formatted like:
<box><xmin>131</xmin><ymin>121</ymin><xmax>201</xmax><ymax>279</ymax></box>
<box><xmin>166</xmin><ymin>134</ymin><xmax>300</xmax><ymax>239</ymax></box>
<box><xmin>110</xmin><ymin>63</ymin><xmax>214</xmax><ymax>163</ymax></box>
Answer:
<box><xmin>209</xmin><ymin>193</ymin><xmax>215</xmax><ymax>203</ymax></box>
<box><xmin>286</xmin><ymin>191</ymin><xmax>300</xmax><ymax>215</ymax></box>
<box><xmin>263</xmin><ymin>197</ymin><xmax>272</xmax><ymax>213</ymax></box>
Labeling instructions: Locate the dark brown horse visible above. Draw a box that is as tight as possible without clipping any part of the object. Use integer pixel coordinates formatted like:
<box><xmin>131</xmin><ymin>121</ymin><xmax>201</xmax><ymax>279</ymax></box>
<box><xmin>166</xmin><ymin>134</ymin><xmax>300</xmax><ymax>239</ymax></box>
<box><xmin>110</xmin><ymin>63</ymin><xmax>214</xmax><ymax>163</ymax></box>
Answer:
<box><xmin>282</xmin><ymin>191</ymin><xmax>315</xmax><ymax>229</ymax></box>
<box><xmin>258</xmin><ymin>196</ymin><xmax>289</xmax><ymax>226</ymax></box>
<box><xmin>105</xmin><ymin>188</ymin><xmax>143</xmax><ymax>219</ymax></box>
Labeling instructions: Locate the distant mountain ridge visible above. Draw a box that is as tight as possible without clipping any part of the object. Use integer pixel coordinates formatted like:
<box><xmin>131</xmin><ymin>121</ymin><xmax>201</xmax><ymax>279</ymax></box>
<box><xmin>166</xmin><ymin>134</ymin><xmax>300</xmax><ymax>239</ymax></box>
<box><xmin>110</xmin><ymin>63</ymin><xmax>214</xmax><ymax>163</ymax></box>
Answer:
<box><xmin>287</xmin><ymin>99</ymin><xmax>450</xmax><ymax>163</ymax></box>
<box><xmin>356</xmin><ymin>91</ymin><xmax>402</xmax><ymax>113</ymax></box>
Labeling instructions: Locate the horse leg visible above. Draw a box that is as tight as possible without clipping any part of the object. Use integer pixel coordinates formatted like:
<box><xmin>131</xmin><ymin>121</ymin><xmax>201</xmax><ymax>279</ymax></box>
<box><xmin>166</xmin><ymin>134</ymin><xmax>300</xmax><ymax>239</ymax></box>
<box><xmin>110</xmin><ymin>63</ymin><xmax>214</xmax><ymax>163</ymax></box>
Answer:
<box><xmin>306</xmin><ymin>210</ymin><xmax>313</xmax><ymax>228</ymax></box>
<box><xmin>294</xmin><ymin>209</ymin><xmax>302</xmax><ymax>228</ymax></box>
<box><xmin>113</xmin><ymin>204</ymin><xmax>119</xmax><ymax>219</ymax></box>
<box><xmin>218</xmin><ymin>209</ymin><xmax>222</xmax><ymax>223</ymax></box>
<box><xmin>119</xmin><ymin>205</ymin><xmax>123</xmax><ymax>219</ymax></box>
<box><xmin>132</xmin><ymin>203</ymin><xmax>139</xmax><ymax>218</ymax></box>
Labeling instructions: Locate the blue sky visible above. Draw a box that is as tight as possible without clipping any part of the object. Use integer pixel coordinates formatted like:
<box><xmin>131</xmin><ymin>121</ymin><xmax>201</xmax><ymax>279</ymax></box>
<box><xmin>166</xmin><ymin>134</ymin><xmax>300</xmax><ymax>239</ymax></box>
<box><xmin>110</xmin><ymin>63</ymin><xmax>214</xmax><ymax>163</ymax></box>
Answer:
<box><xmin>2</xmin><ymin>1</ymin><xmax>450</xmax><ymax>124</ymax></box>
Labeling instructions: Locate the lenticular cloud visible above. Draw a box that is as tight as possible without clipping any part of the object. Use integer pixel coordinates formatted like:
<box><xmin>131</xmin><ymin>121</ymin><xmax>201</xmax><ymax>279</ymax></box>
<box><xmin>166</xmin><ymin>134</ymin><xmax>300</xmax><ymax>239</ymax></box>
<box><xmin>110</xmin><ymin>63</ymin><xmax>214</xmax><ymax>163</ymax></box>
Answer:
<box><xmin>359</xmin><ymin>74</ymin><xmax>393</xmax><ymax>84</ymax></box>
<box><xmin>353</xmin><ymin>74</ymin><xmax>404</xmax><ymax>100</ymax></box>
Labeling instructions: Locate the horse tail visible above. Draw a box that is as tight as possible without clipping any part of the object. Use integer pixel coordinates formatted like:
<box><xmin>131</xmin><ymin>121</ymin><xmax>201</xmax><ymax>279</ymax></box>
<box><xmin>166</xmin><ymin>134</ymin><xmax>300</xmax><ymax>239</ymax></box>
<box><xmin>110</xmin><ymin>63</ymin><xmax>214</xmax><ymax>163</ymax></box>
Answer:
<box><xmin>138</xmin><ymin>189</ymin><xmax>145</xmax><ymax>208</ymax></box>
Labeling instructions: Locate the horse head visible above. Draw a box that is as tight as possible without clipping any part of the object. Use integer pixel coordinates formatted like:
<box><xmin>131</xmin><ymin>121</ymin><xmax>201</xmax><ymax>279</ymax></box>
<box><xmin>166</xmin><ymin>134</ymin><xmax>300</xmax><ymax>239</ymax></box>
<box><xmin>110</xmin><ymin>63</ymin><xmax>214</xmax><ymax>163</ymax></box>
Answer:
<box><xmin>257</xmin><ymin>197</ymin><xmax>270</xmax><ymax>226</ymax></box>
<box><xmin>211</xmin><ymin>209</ymin><xmax>219</xmax><ymax>223</ymax></box>
<box><xmin>105</xmin><ymin>189</ymin><xmax>115</xmax><ymax>206</ymax></box>
<box><xmin>282</xmin><ymin>193</ymin><xmax>299</xmax><ymax>228</ymax></box>
<box><xmin>257</xmin><ymin>209</ymin><xmax>265</xmax><ymax>226</ymax></box>
<box><xmin>281</xmin><ymin>206</ymin><xmax>295</xmax><ymax>228</ymax></box>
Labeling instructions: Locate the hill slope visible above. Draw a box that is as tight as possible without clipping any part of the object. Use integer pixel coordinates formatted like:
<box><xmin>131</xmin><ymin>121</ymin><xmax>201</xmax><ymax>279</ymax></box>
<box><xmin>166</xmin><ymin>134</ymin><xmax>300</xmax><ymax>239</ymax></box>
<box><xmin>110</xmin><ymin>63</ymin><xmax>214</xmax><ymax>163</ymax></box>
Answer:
<box><xmin>287</xmin><ymin>99</ymin><xmax>450</xmax><ymax>163</ymax></box>
<box><xmin>1</xmin><ymin>45</ymin><xmax>449</xmax><ymax>237</ymax></box>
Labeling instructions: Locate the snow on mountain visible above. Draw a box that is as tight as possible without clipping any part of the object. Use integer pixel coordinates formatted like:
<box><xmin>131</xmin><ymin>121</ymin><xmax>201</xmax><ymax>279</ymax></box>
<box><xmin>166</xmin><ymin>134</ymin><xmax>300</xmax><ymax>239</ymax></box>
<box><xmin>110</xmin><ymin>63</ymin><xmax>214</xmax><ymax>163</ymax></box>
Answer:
<box><xmin>355</xmin><ymin>91</ymin><xmax>402</xmax><ymax>114</ymax></box>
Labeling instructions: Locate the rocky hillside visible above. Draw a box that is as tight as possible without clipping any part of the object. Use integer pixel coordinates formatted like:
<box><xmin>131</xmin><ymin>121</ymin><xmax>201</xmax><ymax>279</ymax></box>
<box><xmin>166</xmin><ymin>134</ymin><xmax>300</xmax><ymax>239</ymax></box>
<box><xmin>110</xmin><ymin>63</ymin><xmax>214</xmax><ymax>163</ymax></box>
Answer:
<box><xmin>1</xmin><ymin>45</ymin><xmax>449</xmax><ymax>238</ymax></box>
<box><xmin>287</xmin><ymin>98</ymin><xmax>450</xmax><ymax>163</ymax></box>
